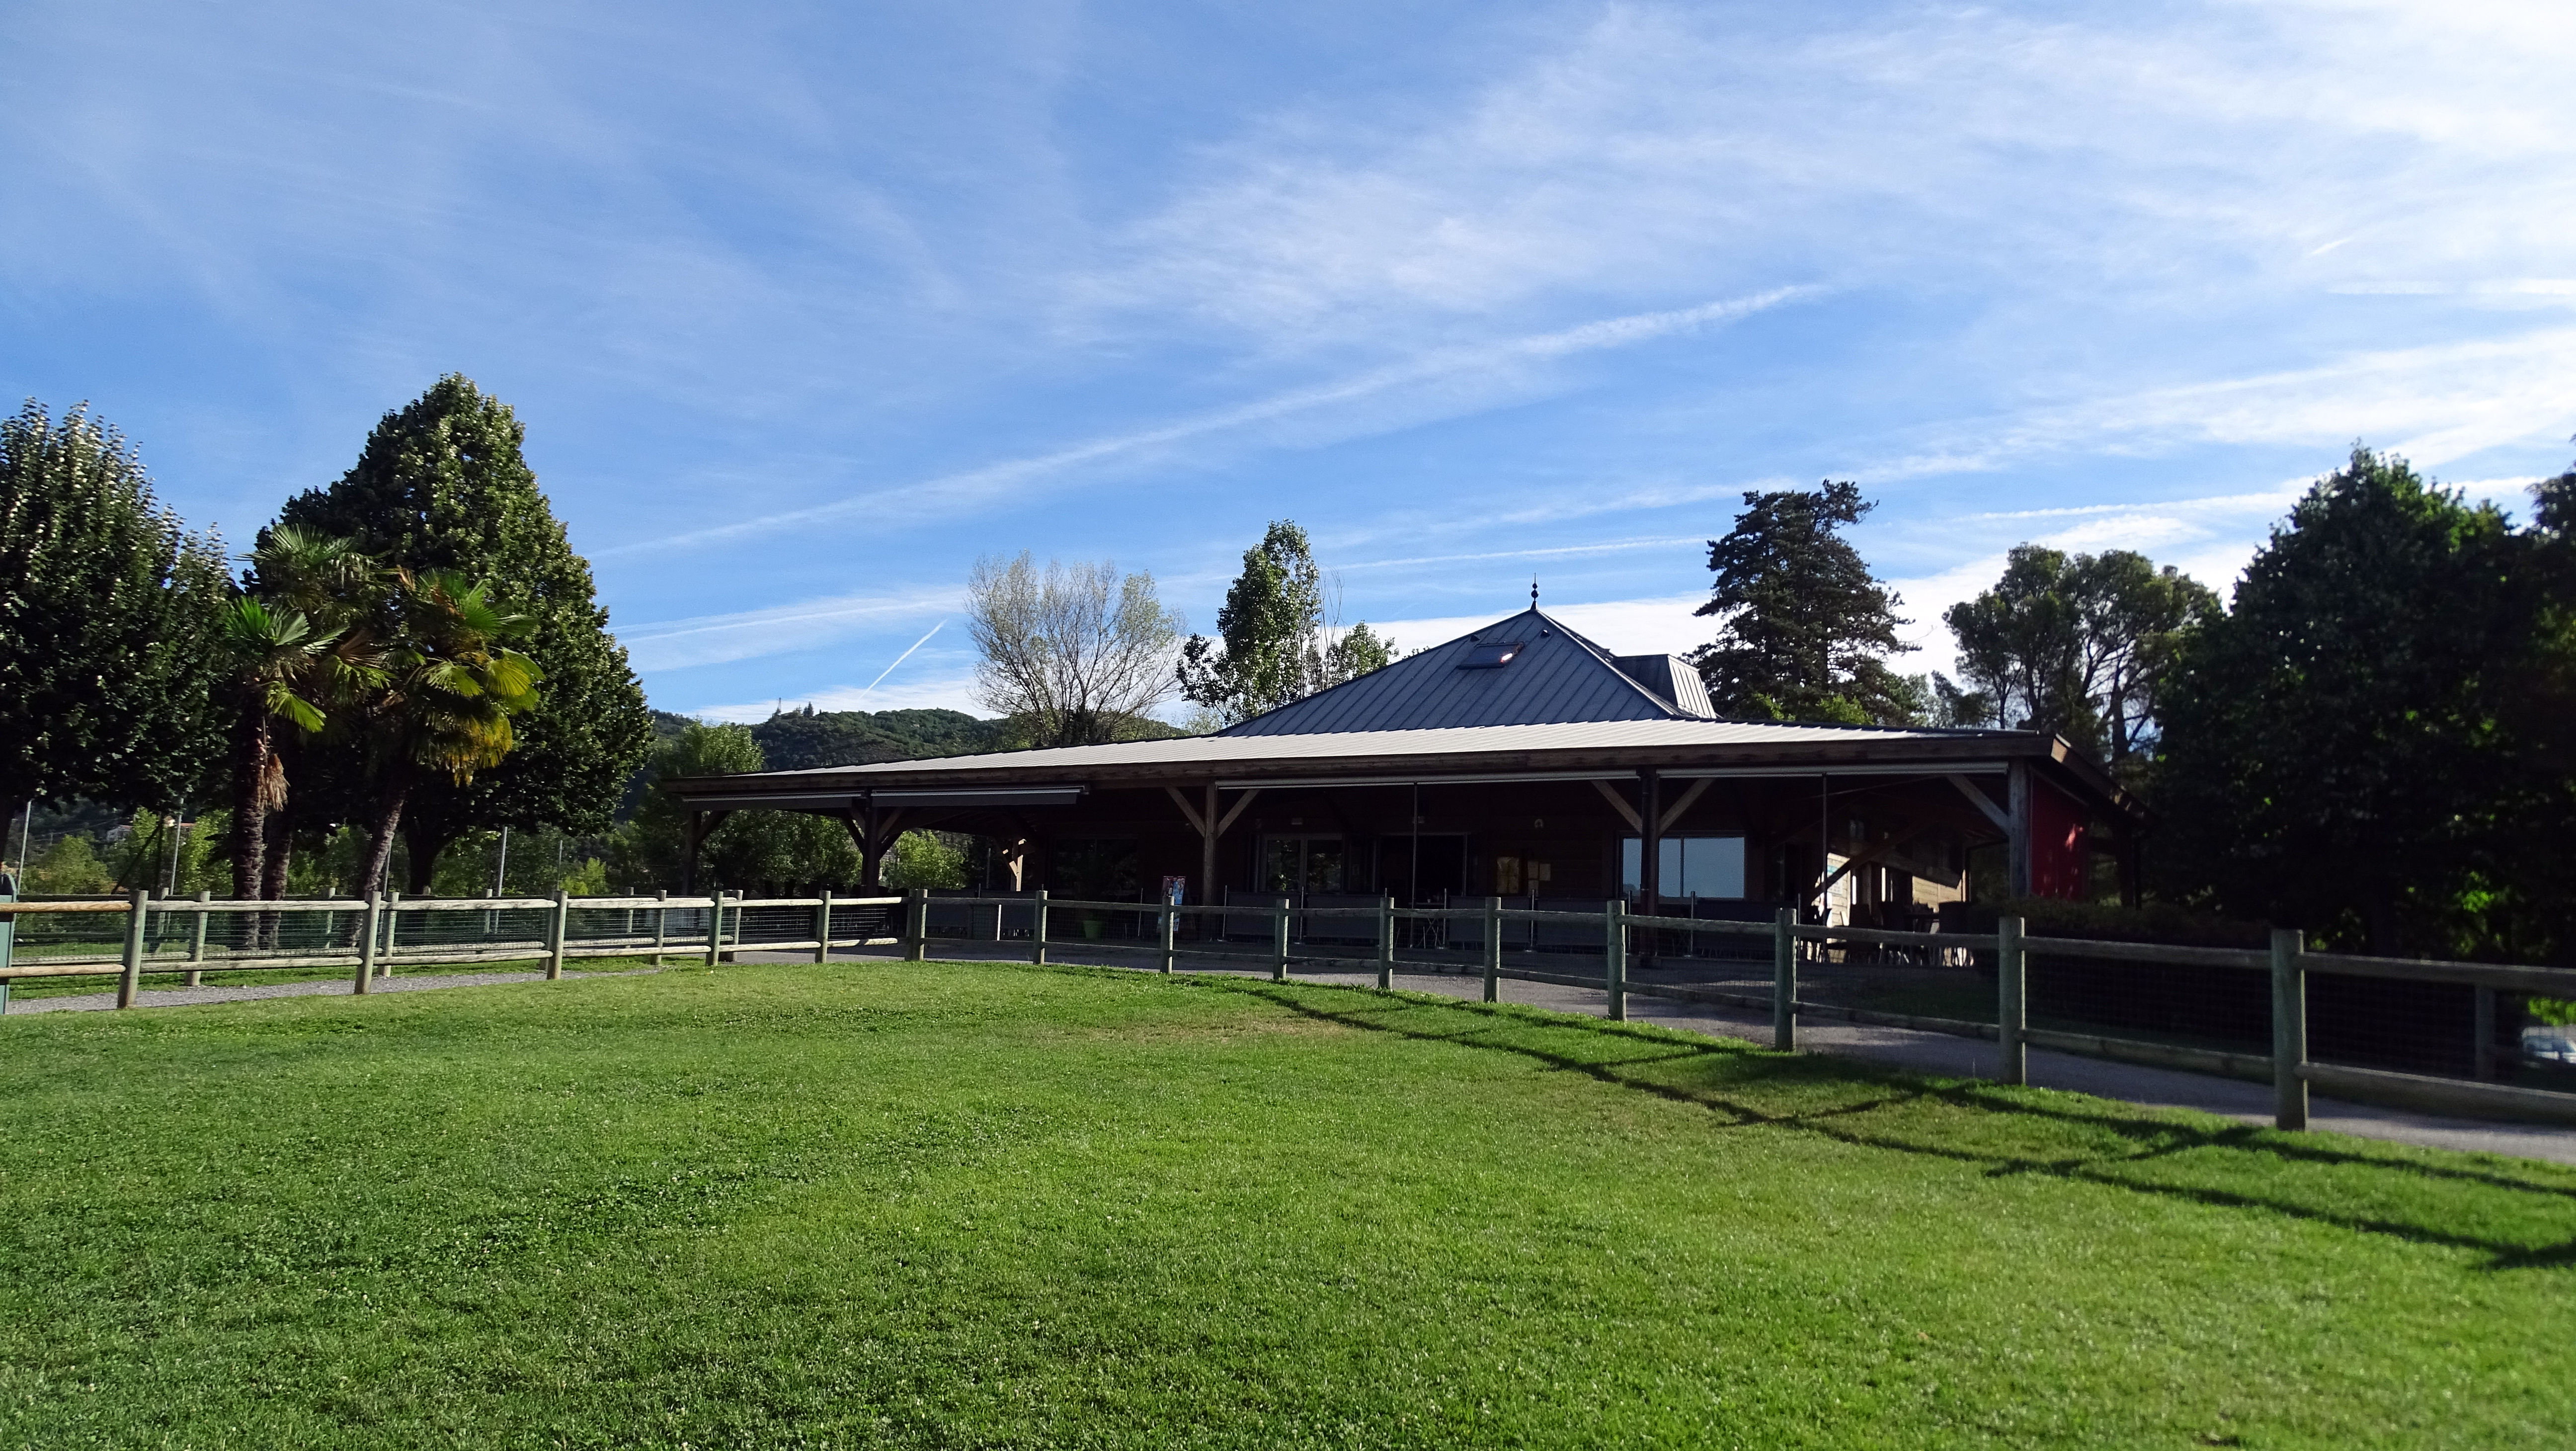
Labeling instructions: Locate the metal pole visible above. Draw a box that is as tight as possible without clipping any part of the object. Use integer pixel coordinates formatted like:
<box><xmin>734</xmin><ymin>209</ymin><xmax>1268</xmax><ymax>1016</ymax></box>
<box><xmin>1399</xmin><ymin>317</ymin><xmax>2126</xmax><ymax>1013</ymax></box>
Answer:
<box><xmin>493</xmin><ymin>826</ymin><xmax>509</xmax><ymax>895</ymax></box>
<box><xmin>117</xmin><ymin>887</ymin><xmax>148</xmax><ymax>1009</ymax></box>
<box><xmin>652</xmin><ymin>888</ymin><xmax>667</xmax><ymax>966</ymax></box>
<box><xmin>383</xmin><ymin>889</ymin><xmax>402</xmax><ymax>978</ymax></box>
<box><xmin>2474</xmin><ymin>986</ymin><xmax>2497</xmax><ymax>1083</ymax></box>
<box><xmin>1271</xmin><ymin>898</ymin><xmax>1288</xmax><ymax>982</ymax></box>
<box><xmin>163</xmin><ymin>799</ymin><xmax>186</xmax><ymax>896</ymax></box>
<box><xmin>816</xmin><ymin>888</ymin><xmax>835</xmax><ymax>964</ymax></box>
<box><xmin>2272</xmin><ymin>927</ymin><xmax>2307</xmax><ymax>1131</ymax></box>
<box><xmin>186</xmin><ymin>888</ymin><xmax>209</xmax><ymax>987</ymax></box>
<box><xmin>356</xmin><ymin>892</ymin><xmax>381</xmax><ymax>995</ymax></box>
<box><xmin>1997</xmin><ymin>914</ymin><xmax>2026</xmax><ymax>1085</ymax></box>
<box><xmin>1030</xmin><ymin>888</ymin><xmax>1048</xmax><ymax>967</ymax></box>
<box><xmin>1771</xmin><ymin>907</ymin><xmax>1796</xmax><ymax>1051</ymax></box>
<box><xmin>547</xmin><ymin>888</ymin><xmax>569</xmax><ymax>980</ymax></box>
<box><xmin>1605</xmin><ymin>898</ymin><xmax>1626</xmax><ymax>1022</ymax></box>
<box><xmin>1159</xmin><ymin>902</ymin><xmax>1177</xmax><ymax>974</ymax></box>
<box><xmin>1483</xmin><ymin>896</ymin><xmax>1502</xmax><ymax>1003</ymax></box>
<box><xmin>1366</xmin><ymin>894</ymin><xmax>1388</xmax><ymax>991</ymax></box>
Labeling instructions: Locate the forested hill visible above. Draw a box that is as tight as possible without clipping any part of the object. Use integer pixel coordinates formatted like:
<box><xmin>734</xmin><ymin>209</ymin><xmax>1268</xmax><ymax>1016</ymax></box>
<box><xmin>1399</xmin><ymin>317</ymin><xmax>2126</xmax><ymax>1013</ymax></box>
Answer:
<box><xmin>746</xmin><ymin>707</ymin><xmax>1011</xmax><ymax>770</ymax></box>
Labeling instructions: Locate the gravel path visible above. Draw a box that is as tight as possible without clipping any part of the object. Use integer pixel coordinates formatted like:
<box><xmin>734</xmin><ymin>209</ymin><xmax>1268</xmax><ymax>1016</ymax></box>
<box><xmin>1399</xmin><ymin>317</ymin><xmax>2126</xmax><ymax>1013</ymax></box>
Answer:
<box><xmin>5</xmin><ymin>967</ymin><xmax>658</xmax><ymax>1014</ymax></box>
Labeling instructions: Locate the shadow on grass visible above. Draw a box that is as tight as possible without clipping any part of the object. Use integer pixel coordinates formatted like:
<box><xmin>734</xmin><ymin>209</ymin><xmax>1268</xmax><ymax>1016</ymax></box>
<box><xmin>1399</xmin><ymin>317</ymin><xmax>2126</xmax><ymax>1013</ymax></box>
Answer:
<box><xmin>1205</xmin><ymin>975</ymin><xmax>2576</xmax><ymax>1271</ymax></box>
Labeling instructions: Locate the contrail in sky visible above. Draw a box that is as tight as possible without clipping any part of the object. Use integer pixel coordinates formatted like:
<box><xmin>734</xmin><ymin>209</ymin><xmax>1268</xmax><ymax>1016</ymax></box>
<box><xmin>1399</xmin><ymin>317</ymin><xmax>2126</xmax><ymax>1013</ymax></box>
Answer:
<box><xmin>857</xmin><ymin>620</ymin><xmax>944</xmax><ymax>704</ymax></box>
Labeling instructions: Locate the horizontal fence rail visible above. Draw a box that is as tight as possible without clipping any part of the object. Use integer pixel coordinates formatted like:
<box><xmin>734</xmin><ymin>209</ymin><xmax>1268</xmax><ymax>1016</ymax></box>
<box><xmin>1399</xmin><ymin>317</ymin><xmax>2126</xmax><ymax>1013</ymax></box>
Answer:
<box><xmin>9</xmin><ymin>888</ymin><xmax>2576</xmax><ymax>1132</ymax></box>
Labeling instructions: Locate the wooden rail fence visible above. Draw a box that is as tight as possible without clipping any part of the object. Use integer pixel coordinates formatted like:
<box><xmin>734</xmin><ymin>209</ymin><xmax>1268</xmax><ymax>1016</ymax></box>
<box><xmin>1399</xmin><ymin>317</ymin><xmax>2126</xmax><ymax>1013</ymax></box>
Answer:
<box><xmin>8</xmin><ymin>888</ymin><xmax>2575</xmax><ymax>1133</ymax></box>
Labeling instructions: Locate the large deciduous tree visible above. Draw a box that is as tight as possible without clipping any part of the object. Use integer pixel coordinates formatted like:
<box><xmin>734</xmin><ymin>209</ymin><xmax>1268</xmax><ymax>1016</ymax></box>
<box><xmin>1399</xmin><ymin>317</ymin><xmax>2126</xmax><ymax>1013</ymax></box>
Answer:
<box><xmin>1944</xmin><ymin>546</ymin><xmax>2216</xmax><ymax>768</ymax></box>
<box><xmin>967</xmin><ymin>553</ymin><xmax>1183</xmax><ymax>747</ymax></box>
<box><xmin>2155</xmin><ymin>447</ymin><xmax>2569</xmax><ymax>957</ymax></box>
<box><xmin>1690</xmin><ymin>481</ymin><xmax>1914</xmax><ymax>723</ymax></box>
<box><xmin>617</xmin><ymin>722</ymin><xmax>858</xmax><ymax>891</ymax></box>
<box><xmin>0</xmin><ymin>401</ymin><xmax>231</xmax><ymax>820</ymax></box>
<box><xmin>274</xmin><ymin>376</ymin><xmax>651</xmax><ymax>892</ymax></box>
<box><xmin>1176</xmin><ymin>520</ymin><xmax>1394</xmax><ymax>726</ymax></box>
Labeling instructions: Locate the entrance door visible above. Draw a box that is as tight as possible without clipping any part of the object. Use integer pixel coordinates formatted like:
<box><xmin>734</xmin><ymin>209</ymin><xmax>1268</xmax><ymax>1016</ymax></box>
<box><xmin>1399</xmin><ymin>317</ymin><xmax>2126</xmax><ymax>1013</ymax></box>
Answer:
<box><xmin>1260</xmin><ymin>835</ymin><xmax>1347</xmax><ymax>897</ymax></box>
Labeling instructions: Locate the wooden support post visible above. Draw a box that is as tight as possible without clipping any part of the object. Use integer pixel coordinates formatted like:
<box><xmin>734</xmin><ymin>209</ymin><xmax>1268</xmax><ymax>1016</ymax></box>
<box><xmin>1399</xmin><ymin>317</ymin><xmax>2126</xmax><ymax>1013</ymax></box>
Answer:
<box><xmin>1997</xmin><ymin>914</ymin><xmax>2026</xmax><ymax>1085</ymax></box>
<box><xmin>905</xmin><ymin>888</ymin><xmax>928</xmax><ymax>962</ymax></box>
<box><xmin>2474</xmin><ymin>986</ymin><xmax>2497</xmax><ymax>1083</ymax></box>
<box><xmin>1158</xmin><ymin>903</ymin><xmax>1177</xmax><ymax>975</ymax></box>
<box><xmin>1030</xmin><ymin>889</ymin><xmax>1048</xmax><ymax>966</ymax></box>
<box><xmin>1772</xmin><ymin>907</ymin><xmax>1796</xmax><ymax>1051</ymax></box>
<box><xmin>704</xmin><ymin>891</ymin><xmax>724</xmax><ymax>968</ymax></box>
<box><xmin>1200</xmin><ymin>782</ymin><xmax>1218</xmax><ymax>918</ymax></box>
<box><xmin>356</xmin><ymin>893</ymin><xmax>381</xmax><ymax>995</ymax></box>
<box><xmin>1483</xmin><ymin>896</ymin><xmax>1502</xmax><ymax>1003</ymax></box>
<box><xmin>652</xmin><ymin>889</ymin><xmax>668</xmax><ymax>966</ymax></box>
<box><xmin>2006</xmin><ymin>760</ymin><xmax>2033</xmax><ymax>899</ymax></box>
<box><xmin>547</xmin><ymin>889</ymin><xmax>569</xmax><ymax>980</ymax></box>
<box><xmin>1375</xmin><ymin>895</ymin><xmax>1396</xmax><ymax>990</ymax></box>
<box><xmin>1605</xmin><ymin>898</ymin><xmax>1627</xmax><ymax>1022</ymax></box>
<box><xmin>1639</xmin><ymin>769</ymin><xmax>1661</xmax><ymax>968</ymax></box>
<box><xmin>186</xmin><ymin>888</ymin><xmax>209</xmax><ymax>987</ymax></box>
<box><xmin>816</xmin><ymin>888</ymin><xmax>835</xmax><ymax>964</ymax></box>
<box><xmin>2272</xmin><ymin>927</ymin><xmax>2307</xmax><ymax>1131</ymax></box>
<box><xmin>117</xmin><ymin>888</ymin><xmax>148</xmax><ymax>1009</ymax></box>
<box><xmin>1271</xmin><ymin>899</ymin><xmax>1289</xmax><ymax>982</ymax></box>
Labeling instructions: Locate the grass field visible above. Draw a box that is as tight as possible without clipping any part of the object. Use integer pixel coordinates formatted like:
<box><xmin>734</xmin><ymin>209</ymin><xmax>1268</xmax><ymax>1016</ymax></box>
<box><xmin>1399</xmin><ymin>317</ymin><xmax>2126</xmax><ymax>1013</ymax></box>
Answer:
<box><xmin>2</xmin><ymin>960</ymin><xmax>2572</xmax><ymax>1448</ymax></box>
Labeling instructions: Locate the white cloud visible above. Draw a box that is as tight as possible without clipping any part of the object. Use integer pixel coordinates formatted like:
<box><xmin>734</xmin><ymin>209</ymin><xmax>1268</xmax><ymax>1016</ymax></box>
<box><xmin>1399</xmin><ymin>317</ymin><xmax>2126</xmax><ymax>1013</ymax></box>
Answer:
<box><xmin>601</xmin><ymin>285</ymin><xmax>1816</xmax><ymax>557</ymax></box>
<box><xmin>1371</xmin><ymin>591</ymin><xmax>1711</xmax><ymax>661</ymax></box>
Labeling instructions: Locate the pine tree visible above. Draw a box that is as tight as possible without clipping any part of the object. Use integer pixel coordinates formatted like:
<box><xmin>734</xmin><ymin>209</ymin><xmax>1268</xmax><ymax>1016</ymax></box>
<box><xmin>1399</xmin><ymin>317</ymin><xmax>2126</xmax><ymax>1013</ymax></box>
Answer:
<box><xmin>1689</xmin><ymin>482</ymin><xmax>1913</xmax><ymax>723</ymax></box>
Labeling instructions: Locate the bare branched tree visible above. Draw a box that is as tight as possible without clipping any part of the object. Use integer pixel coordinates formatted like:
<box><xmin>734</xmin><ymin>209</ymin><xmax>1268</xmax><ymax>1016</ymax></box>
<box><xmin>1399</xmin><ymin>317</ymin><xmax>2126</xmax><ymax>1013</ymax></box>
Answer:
<box><xmin>966</xmin><ymin>553</ymin><xmax>1183</xmax><ymax>747</ymax></box>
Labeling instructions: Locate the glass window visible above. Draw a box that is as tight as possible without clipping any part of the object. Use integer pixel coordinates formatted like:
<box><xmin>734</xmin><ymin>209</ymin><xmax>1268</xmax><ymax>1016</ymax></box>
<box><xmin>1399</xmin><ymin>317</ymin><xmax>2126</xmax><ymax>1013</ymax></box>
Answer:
<box><xmin>1620</xmin><ymin>835</ymin><xmax>1746</xmax><ymax>899</ymax></box>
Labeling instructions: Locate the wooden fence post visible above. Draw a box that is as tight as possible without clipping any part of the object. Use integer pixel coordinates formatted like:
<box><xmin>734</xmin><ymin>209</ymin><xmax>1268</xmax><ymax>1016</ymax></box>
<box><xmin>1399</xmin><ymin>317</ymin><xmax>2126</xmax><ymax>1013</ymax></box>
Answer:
<box><xmin>1483</xmin><ymin>896</ymin><xmax>1502</xmax><ymax>1003</ymax></box>
<box><xmin>704</xmin><ymin>891</ymin><xmax>724</xmax><ymax>969</ymax></box>
<box><xmin>1030</xmin><ymin>889</ymin><xmax>1049</xmax><ymax>966</ymax></box>
<box><xmin>815</xmin><ymin>889</ymin><xmax>835</xmax><ymax>965</ymax></box>
<box><xmin>1376</xmin><ymin>895</ymin><xmax>1395</xmax><ymax>991</ymax></box>
<box><xmin>652</xmin><ymin>889</ymin><xmax>668</xmax><ymax>966</ymax></box>
<box><xmin>547</xmin><ymin>889</ymin><xmax>570</xmax><ymax>979</ymax></box>
<box><xmin>117</xmin><ymin>888</ymin><xmax>148</xmax><ymax>1009</ymax></box>
<box><xmin>186</xmin><ymin>888</ymin><xmax>209</xmax><ymax>987</ymax></box>
<box><xmin>905</xmin><ymin>888</ymin><xmax>928</xmax><ymax>962</ymax></box>
<box><xmin>355</xmin><ymin>893</ymin><xmax>381</xmax><ymax>995</ymax></box>
<box><xmin>1997</xmin><ymin>914</ymin><xmax>2026</xmax><ymax>1086</ymax></box>
<box><xmin>1158</xmin><ymin>902</ymin><xmax>1177</xmax><ymax>975</ymax></box>
<box><xmin>2272</xmin><ymin>927</ymin><xmax>2307</xmax><ymax>1131</ymax></box>
<box><xmin>1771</xmin><ymin>907</ymin><xmax>1796</xmax><ymax>1051</ymax></box>
<box><xmin>1604</xmin><ymin>898</ymin><xmax>1626</xmax><ymax>1022</ymax></box>
<box><xmin>1271</xmin><ymin>899</ymin><xmax>1289</xmax><ymax>982</ymax></box>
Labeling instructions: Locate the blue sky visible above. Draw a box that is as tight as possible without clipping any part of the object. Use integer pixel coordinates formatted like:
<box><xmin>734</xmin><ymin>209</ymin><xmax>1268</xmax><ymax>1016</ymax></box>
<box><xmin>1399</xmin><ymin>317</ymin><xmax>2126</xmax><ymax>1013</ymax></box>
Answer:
<box><xmin>7</xmin><ymin>1</ymin><xmax>2572</xmax><ymax>722</ymax></box>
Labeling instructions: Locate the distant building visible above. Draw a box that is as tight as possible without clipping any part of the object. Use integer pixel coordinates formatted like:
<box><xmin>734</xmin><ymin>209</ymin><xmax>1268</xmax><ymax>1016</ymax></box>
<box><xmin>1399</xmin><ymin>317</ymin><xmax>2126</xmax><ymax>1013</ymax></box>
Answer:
<box><xmin>664</xmin><ymin>604</ymin><xmax>2133</xmax><ymax>921</ymax></box>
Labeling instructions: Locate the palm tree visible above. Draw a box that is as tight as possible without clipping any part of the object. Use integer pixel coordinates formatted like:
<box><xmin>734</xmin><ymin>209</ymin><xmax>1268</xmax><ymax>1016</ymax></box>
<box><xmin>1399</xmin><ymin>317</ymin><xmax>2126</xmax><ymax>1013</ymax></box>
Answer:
<box><xmin>223</xmin><ymin>528</ymin><xmax>383</xmax><ymax>900</ymax></box>
<box><xmin>352</xmin><ymin>570</ymin><xmax>543</xmax><ymax>897</ymax></box>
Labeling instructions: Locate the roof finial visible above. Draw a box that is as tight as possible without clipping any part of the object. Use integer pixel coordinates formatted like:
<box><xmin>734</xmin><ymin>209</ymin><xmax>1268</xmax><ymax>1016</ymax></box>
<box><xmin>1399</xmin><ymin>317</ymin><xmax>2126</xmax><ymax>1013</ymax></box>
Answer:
<box><xmin>1531</xmin><ymin>576</ymin><xmax>1540</xmax><ymax>606</ymax></box>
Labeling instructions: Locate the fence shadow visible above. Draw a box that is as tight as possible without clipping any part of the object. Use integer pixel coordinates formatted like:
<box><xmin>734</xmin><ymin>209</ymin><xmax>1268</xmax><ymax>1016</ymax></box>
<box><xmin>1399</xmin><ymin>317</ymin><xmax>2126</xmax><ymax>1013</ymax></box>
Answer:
<box><xmin>1208</xmin><ymin>975</ymin><xmax>2576</xmax><ymax>1273</ymax></box>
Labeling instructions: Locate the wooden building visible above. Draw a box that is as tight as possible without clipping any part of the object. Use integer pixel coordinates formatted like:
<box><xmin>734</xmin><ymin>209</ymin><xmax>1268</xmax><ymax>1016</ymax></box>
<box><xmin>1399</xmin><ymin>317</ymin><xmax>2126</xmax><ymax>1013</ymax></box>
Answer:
<box><xmin>664</xmin><ymin>604</ymin><xmax>2137</xmax><ymax>922</ymax></box>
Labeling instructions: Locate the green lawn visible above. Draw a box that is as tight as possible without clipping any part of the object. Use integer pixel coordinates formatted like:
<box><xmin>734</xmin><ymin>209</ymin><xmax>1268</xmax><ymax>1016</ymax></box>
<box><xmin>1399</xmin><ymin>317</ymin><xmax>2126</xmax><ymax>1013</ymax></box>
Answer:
<box><xmin>1</xmin><ymin>961</ymin><xmax>2571</xmax><ymax>1448</ymax></box>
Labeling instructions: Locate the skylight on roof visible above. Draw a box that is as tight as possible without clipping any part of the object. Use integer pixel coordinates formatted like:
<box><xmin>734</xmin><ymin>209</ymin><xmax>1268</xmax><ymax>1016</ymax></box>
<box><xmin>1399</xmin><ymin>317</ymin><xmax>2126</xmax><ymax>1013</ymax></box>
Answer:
<box><xmin>1459</xmin><ymin>641</ymin><xmax>1522</xmax><ymax>669</ymax></box>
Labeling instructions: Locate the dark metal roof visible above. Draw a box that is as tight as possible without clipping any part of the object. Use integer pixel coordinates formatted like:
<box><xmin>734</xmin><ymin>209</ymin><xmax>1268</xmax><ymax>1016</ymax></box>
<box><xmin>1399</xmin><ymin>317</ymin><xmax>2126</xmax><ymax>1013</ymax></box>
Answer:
<box><xmin>1221</xmin><ymin>606</ymin><xmax>1717</xmax><ymax>735</ymax></box>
